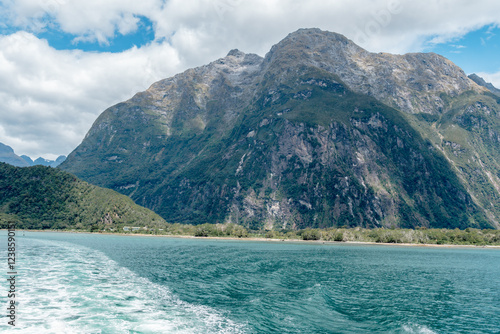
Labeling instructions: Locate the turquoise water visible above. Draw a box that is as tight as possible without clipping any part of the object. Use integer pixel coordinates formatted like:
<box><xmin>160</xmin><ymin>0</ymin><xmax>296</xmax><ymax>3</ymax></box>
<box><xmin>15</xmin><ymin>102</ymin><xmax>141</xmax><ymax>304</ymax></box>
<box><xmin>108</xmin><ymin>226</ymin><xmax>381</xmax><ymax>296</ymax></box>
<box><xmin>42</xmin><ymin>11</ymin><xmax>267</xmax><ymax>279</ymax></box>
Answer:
<box><xmin>2</xmin><ymin>232</ymin><xmax>500</xmax><ymax>333</ymax></box>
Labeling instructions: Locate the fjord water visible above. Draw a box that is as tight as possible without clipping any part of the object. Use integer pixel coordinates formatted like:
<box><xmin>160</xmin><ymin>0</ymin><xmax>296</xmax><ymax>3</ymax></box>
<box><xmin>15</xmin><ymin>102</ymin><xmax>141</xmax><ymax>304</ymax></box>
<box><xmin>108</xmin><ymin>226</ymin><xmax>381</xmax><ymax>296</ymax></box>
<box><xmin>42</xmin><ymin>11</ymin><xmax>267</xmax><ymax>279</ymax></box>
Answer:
<box><xmin>2</xmin><ymin>232</ymin><xmax>499</xmax><ymax>333</ymax></box>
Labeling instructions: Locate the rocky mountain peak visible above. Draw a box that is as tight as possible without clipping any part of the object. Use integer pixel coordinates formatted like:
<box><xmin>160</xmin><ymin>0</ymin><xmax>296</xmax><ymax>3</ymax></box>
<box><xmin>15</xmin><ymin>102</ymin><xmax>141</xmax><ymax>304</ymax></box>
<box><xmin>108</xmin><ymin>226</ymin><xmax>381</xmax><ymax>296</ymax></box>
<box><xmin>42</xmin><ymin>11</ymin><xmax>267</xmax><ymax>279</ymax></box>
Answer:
<box><xmin>120</xmin><ymin>46</ymin><xmax>264</xmax><ymax>140</ymax></box>
<box><xmin>262</xmin><ymin>28</ymin><xmax>484</xmax><ymax>114</ymax></box>
<box><xmin>262</xmin><ymin>29</ymin><xmax>365</xmax><ymax>74</ymax></box>
<box><xmin>211</xmin><ymin>48</ymin><xmax>263</xmax><ymax>71</ymax></box>
<box><xmin>226</xmin><ymin>48</ymin><xmax>245</xmax><ymax>57</ymax></box>
<box><xmin>266</xmin><ymin>28</ymin><xmax>364</xmax><ymax>58</ymax></box>
<box><xmin>146</xmin><ymin>48</ymin><xmax>263</xmax><ymax>95</ymax></box>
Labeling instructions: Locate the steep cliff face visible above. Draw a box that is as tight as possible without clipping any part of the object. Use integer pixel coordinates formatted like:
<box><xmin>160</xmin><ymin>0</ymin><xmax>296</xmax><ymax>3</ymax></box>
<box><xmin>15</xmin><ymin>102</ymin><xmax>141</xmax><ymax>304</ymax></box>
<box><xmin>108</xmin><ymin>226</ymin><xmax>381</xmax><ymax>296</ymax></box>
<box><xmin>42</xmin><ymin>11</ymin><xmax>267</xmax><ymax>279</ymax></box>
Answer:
<box><xmin>60</xmin><ymin>28</ymin><xmax>499</xmax><ymax>229</ymax></box>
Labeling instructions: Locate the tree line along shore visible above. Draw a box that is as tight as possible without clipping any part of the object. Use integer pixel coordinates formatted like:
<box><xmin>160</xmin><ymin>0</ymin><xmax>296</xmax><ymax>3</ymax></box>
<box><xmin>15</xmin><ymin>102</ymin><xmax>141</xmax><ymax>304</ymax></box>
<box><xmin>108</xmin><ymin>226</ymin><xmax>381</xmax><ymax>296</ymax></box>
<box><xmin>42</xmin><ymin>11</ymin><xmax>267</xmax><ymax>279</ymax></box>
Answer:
<box><xmin>4</xmin><ymin>221</ymin><xmax>499</xmax><ymax>247</ymax></box>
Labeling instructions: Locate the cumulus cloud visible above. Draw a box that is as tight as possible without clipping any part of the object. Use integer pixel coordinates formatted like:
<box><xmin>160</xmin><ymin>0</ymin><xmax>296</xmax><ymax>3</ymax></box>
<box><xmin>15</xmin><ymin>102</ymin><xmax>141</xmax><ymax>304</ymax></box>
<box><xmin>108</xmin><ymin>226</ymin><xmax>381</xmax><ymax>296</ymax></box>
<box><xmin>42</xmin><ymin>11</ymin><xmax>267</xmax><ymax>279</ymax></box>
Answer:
<box><xmin>150</xmin><ymin>0</ymin><xmax>500</xmax><ymax>58</ymax></box>
<box><xmin>1</xmin><ymin>0</ymin><xmax>500</xmax><ymax>158</ymax></box>
<box><xmin>1</xmin><ymin>0</ymin><xmax>160</xmax><ymax>42</ymax></box>
<box><xmin>5</xmin><ymin>0</ymin><xmax>500</xmax><ymax>58</ymax></box>
<box><xmin>0</xmin><ymin>32</ymin><xmax>180</xmax><ymax>158</ymax></box>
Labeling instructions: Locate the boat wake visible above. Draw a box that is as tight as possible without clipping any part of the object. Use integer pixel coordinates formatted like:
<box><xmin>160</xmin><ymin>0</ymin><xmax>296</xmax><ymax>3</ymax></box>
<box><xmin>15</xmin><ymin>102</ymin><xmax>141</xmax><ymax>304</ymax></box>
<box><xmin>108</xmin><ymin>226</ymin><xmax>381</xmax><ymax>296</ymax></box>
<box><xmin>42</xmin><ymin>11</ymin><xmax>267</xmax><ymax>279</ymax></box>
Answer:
<box><xmin>5</xmin><ymin>237</ymin><xmax>245</xmax><ymax>333</ymax></box>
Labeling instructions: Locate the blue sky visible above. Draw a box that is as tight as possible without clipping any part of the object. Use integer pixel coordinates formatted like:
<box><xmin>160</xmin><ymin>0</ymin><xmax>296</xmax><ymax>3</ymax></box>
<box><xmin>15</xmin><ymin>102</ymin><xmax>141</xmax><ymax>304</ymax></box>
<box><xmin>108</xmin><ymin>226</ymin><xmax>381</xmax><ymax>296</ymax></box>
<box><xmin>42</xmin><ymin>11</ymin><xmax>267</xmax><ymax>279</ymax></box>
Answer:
<box><xmin>1</xmin><ymin>0</ymin><xmax>500</xmax><ymax>159</ymax></box>
<box><xmin>33</xmin><ymin>16</ymin><xmax>157</xmax><ymax>53</ymax></box>
<box><xmin>426</xmin><ymin>24</ymin><xmax>500</xmax><ymax>74</ymax></box>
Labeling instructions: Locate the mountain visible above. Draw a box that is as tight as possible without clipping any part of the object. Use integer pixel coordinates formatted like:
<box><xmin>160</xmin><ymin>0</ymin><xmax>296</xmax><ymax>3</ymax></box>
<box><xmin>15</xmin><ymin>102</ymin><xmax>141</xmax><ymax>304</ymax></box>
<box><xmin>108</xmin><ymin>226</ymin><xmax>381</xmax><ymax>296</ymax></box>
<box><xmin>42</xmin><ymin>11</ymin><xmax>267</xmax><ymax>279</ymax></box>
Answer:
<box><xmin>0</xmin><ymin>162</ymin><xmax>166</xmax><ymax>230</ymax></box>
<box><xmin>468</xmin><ymin>73</ymin><xmax>500</xmax><ymax>96</ymax></box>
<box><xmin>60</xmin><ymin>28</ymin><xmax>500</xmax><ymax>230</ymax></box>
<box><xmin>33</xmin><ymin>156</ymin><xmax>67</xmax><ymax>167</ymax></box>
<box><xmin>0</xmin><ymin>142</ymin><xmax>66</xmax><ymax>167</ymax></box>
<box><xmin>20</xmin><ymin>155</ymin><xmax>34</xmax><ymax>166</ymax></box>
<box><xmin>23</xmin><ymin>155</ymin><xmax>64</xmax><ymax>167</ymax></box>
<box><xmin>0</xmin><ymin>143</ymin><xmax>30</xmax><ymax>167</ymax></box>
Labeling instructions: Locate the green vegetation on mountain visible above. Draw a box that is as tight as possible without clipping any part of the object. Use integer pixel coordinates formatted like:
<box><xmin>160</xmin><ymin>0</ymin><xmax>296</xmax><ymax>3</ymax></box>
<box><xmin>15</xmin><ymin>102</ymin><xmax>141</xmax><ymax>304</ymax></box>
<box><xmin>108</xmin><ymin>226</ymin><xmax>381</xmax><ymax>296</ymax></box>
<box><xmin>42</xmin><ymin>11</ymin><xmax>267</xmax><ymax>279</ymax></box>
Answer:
<box><xmin>60</xmin><ymin>29</ymin><xmax>499</xmax><ymax>231</ymax></box>
<box><xmin>0</xmin><ymin>163</ymin><xmax>166</xmax><ymax>230</ymax></box>
<box><xmin>405</xmin><ymin>90</ymin><xmax>500</xmax><ymax>226</ymax></box>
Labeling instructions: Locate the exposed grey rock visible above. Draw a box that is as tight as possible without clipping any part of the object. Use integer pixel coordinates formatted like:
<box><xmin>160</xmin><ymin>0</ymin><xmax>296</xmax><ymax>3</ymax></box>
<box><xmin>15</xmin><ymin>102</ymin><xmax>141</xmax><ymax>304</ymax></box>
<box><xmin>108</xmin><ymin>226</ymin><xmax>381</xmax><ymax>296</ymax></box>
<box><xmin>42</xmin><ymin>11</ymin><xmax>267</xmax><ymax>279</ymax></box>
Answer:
<box><xmin>262</xmin><ymin>28</ymin><xmax>484</xmax><ymax>114</ymax></box>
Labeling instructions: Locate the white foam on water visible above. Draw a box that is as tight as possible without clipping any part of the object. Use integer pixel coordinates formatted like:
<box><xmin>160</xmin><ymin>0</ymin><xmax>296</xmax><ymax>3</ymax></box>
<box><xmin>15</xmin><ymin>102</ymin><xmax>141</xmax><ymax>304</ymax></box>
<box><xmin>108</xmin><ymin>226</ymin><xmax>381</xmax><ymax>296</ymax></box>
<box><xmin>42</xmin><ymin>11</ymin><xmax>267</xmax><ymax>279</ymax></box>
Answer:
<box><xmin>401</xmin><ymin>323</ymin><xmax>437</xmax><ymax>334</ymax></box>
<box><xmin>2</xmin><ymin>237</ymin><xmax>246</xmax><ymax>333</ymax></box>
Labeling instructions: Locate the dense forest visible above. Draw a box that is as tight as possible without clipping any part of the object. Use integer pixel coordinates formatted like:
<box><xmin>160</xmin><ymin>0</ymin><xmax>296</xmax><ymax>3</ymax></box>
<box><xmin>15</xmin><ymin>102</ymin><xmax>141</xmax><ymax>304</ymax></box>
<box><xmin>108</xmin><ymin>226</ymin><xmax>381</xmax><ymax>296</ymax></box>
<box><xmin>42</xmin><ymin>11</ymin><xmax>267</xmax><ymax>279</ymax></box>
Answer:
<box><xmin>0</xmin><ymin>163</ymin><xmax>166</xmax><ymax>230</ymax></box>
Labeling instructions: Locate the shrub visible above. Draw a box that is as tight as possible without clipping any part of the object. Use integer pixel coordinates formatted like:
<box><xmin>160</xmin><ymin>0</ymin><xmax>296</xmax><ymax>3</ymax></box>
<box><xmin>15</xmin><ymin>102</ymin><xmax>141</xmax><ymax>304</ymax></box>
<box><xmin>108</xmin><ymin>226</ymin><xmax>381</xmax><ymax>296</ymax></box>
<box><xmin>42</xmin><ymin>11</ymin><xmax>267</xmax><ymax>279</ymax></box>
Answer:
<box><xmin>301</xmin><ymin>228</ymin><xmax>321</xmax><ymax>240</ymax></box>
<box><xmin>231</xmin><ymin>225</ymin><xmax>249</xmax><ymax>238</ymax></box>
<box><xmin>265</xmin><ymin>230</ymin><xmax>280</xmax><ymax>238</ymax></box>
<box><xmin>194</xmin><ymin>223</ymin><xmax>214</xmax><ymax>237</ymax></box>
<box><xmin>334</xmin><ymin>230</ymin><xmax>345</xmax><ymax>242</ymax></box>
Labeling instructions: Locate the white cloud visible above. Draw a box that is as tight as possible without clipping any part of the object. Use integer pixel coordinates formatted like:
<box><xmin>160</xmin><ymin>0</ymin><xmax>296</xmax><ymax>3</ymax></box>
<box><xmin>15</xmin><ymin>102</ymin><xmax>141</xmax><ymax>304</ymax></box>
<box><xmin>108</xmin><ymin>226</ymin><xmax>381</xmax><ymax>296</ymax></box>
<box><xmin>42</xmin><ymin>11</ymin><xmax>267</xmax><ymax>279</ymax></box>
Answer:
<box><xmin>1</xmin><ymin>0</ymin><xmax>500</xmax><ymax>158</ymax></box>
<box><xmin>148</xmin><ymin>0</ymin><xmax>500</xmax><ymax>56</ymax></box>
<box><xmin>2</xmin><ymin>0</ymin><xmax>161</xmax><ymax>41</ymax></box>
<box><xmin>0</xmin><ymin>32</ymin><xmax>180</xmax><ymax>158</ymax></box>
<box><xmin>3</xmin><ymin>0</ymin><xmax>500</xmax><ymax>52</ymax></box>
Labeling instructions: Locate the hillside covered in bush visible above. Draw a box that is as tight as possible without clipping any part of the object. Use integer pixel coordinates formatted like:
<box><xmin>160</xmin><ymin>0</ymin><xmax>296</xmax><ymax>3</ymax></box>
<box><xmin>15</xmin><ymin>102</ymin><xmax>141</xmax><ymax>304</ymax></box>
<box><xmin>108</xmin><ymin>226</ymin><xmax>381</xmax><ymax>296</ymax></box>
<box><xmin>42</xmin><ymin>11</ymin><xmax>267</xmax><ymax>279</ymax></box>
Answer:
<box><xmin>0</xmin><ymin>162</ymin><xmax>166</xmax><ymax>230</ymax></box>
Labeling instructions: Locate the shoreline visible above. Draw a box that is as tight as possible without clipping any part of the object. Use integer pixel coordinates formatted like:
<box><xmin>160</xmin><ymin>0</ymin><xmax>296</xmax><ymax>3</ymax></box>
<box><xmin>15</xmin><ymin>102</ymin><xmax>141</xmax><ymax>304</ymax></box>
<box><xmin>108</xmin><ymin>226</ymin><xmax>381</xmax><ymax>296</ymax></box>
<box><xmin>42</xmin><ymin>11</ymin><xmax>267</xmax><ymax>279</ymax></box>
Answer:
<box><xmin>7</xmin><ymin>229</ymin><xmax>500</xmax><ymax>249</ymax></box>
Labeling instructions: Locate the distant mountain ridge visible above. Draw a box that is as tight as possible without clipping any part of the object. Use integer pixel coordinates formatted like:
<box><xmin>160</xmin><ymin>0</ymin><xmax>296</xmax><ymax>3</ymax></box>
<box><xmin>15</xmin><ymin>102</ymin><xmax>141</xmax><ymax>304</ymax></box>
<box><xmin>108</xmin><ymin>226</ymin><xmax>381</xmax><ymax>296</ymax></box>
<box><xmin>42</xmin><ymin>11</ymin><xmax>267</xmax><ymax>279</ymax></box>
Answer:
<box><xmin>468</xmin><ymin>73</ymin><xmax>500</xmax><ymax>96</ymax></box>
<box><xmin>60</xmin><ymin>28</ymin><xmax>500</xmax><ymax>230</ymax></box>
<box><xmin>0</xmin><ymin>142</ymin><xmax>65</xmax><ymax>167</ymax></box>
<box><xmin>0</xmin><ymin>142</ymin><xmax>29</xmax><ymax>167</ymax></box>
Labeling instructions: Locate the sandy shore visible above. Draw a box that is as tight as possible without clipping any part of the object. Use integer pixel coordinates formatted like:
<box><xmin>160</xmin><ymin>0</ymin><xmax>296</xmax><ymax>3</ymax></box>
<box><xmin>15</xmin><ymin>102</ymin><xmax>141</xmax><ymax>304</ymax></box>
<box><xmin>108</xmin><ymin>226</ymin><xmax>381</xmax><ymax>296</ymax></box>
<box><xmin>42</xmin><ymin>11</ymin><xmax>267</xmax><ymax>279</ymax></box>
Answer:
<box><xmin>8</xmin><ymin>229</ymin><xmax>500</xmax><ymax>249</ymax></box>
